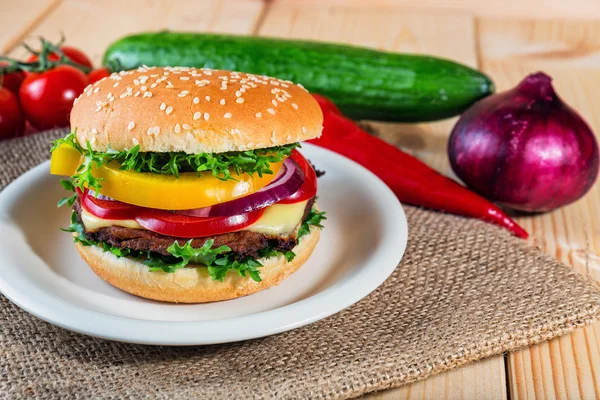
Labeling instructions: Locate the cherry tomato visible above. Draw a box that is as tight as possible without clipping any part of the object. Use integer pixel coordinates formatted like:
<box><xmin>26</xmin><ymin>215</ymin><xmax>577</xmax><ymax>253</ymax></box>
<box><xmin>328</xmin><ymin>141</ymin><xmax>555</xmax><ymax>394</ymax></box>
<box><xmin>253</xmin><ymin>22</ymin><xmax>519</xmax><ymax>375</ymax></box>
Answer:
<box><xmin>27</xmin><ymin>45</ymin><xmax>93</xmax><ymax>69</ymax></box>
<box><xmin>278</xmin><ymin>150</ymin><xmax>317</xmax><ymax>204</ymax></box>
<box><xmin>19</xmin><ymin>65</ymin><xmax>88</xmax><ymax>130</ymax></box>
<box><xmin>87</xmin><ymin>67</ymin><xmax>110</xmax><ymax>84</ymax></box>
<box><xmin>78</xmin><ymin>189</ymin><xmax>264</xmax><ymax>238</ymax></box>
<box><xmin>0</xmin><ymin>88</ymin><xmax>25</xmax><ymax>139</ymax></box>
<box><xmin>0</xmin><ymin>62</ymin><xmax>25</xmax><ymax>95</ymax></box>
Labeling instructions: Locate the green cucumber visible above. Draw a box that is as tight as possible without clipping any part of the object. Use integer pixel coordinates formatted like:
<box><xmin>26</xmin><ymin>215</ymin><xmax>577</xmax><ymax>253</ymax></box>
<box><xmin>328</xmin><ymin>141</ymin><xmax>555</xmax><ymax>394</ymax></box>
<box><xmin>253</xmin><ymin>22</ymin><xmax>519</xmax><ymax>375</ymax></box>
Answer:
<box><xmin>103</xmin><ymin>32</ymin><xmax>494</xmax><ymax>122</ymax></box>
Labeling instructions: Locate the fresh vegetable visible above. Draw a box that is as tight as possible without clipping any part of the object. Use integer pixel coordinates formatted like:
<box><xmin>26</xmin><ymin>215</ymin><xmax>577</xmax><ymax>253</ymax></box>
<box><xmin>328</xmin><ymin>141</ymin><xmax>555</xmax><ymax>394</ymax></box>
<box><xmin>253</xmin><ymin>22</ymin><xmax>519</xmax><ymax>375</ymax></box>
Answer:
<box><xmin>103</xmin><ymin>32</ymin><xmax>494</xmax><ymax>122</ymax></box>
<box><xmin>311</xmin><ymin>94</ymin><xmax>528</xmax><ymax>238</ymax></box>
<box><xmin>19</xmin><ymin>65</ymin><xmax>88</xmax><ymax>129</ymax></box>
<box><xmin>278</xmin><ymin>148</ymin><xmax>318</xmax><ymax>204</ymax></box>
<box><xmin>78</xmin><ymin>189</ymin><xmax>137</xmax><ymax>219</ymax></box>
<box><xmin>26</xmin><ymin>45</ymin><xmax>93</xmax><ymax>70</ymax></box>
<box><xmin>87</xmin><ymin>67</ymin><xmax>110</xmax><ymax>84</ymax></box>
<box><xmin>51</xmin><ymin>140</ymin><xmax>284</xmax><ymax>210</ymax></box>
<box><xmin>52</xmin><ymin>132</ymin><xmax>296</xmax><ymax>179</ymax></box>
<box><xmin>79</xmin><ymin>189</ymin><xmax>265</xmax><ymax>238</ymax></box>
<box><xmin>135</xmin><ymin>208</ymin><xmax>265</xmax><ymax>238</ymax></box>
<box><xmin>298</xmin><ymin>208</ymin><xmax>326</xmax><ymax>239</ymax></box>
<box><xmin>448</xmin><ymin>72</ymin><xmax>599</xmax><ymax>212</ymax></box>
<box><xmin>0</xmin><ymin>62</ymin><xmax>25</xmax><ymax>94</ymax></box>
<box><xmin>0</xmin><ymin>88</ymin><xmax>25</xmax><ymax>139</ymax></box>
<box><xmin>65</xmin><ymin>211</ymin><xmax>280</xmax><ymax>281</ymax></box>
<box><xmin>176</xmin><ymin>154</ymin><xmax>307</xmax><ymax>217</ymax></box>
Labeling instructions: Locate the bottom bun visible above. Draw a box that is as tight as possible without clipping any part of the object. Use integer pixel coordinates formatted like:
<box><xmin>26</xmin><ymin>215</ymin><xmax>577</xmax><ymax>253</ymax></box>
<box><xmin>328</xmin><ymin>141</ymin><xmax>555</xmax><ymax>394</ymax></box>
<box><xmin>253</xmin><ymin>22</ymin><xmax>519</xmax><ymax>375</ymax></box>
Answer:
<box><xmin>75</xmin><ymin>227</ymin><xmax>320</xmax><ymax>303</ymax></box>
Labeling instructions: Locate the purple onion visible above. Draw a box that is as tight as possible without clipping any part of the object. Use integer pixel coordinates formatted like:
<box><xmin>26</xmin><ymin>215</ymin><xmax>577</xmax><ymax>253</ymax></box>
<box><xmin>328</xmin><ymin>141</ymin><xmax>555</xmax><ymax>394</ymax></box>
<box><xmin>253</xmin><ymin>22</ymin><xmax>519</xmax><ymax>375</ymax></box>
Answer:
<box><xmin>174</xmin><ymin>157</ymin><xmax>305</xmax><ymax>217</ymax></box>
<box><xmin>448</xmin><ymin>72</ymin><xmax>599</xmax><ymax>212</ymax></box>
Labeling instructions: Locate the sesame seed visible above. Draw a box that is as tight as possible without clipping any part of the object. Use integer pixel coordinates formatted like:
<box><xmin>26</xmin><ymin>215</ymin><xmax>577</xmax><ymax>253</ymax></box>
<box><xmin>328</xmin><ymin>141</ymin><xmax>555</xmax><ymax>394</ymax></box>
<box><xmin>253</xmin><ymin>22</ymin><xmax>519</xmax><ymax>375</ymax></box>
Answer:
<box><xmin>150</xmin><ymin>83</ymin><xmax>157</xmax><ymax>88</ymax></box>
<box><xmin>240</xmin><ymin>87</ymin><xmax>246</xmax><ymax>93</ymax></box>
<box><xmin>174</xmin><ymin>124</ymin><xmax>181</xmax><ymax>133</ymax></box>
<box><xmin>220</xmin><ymin>87</ymin><xmax>227</xmax><ymax>90</ymax></box>
<box><xmin>178</xmin><ymin>90</ymin><xmax>189</xmax><ymax>97</ymax></box>
<box><xmin>203</xmin><ymin>113</ymin><xmax>209</xmax><ymax>121</ymax></box>
<box><xmin>132</xmin><ymin>138</ymin><xmax>139</xmax><ymax>145</ymax></box>
<box><xmin>292</xmin><ymin>103</ymin><xmax>299</xmax><ymax>110</ymax></box>
<box><xmin>236</xmin><ymin>98</ymin><xmax>244</xmax><ymax>104</ymax></box>
<box><xmin>281</xmin><ymin>83</ymin><xmax>289</xmax><ymax>88</ymax></box>
<box><xmin>204</xmin><ymin>70</ymin><xmax>212</xmax><ymax>76</ymax></box>
<box><xmin>193</xmin><ymin>112</ymin><xmax>201</xmax><ymax>120</ymax></box>
<box><xmin>126</xmin><ymin>87</ymin><xmax>133</xmax><ymax>93</ymax></box>
<box><xmin>93</xmin><ymin>87</ymin><xmax>100</xmax><ymax>93</ymax></box>
<box><xmin>193</xmin><ymin>97</ymin><xmax>200</xmax><ymax>104</ymax></box>
<box><xmin>270</xmin><ymin>81</ymin><xmax>280</xmax><ymax>86</ymax></box>
<box><xmin>140</xmin><ymin>86</ymin><xmax>147</xmax><ymax>91</ymax></box>
<box><xmin>255</xmin><ymin>112</ymin><xmax>262</xmax><ymax>118</ymax></box>
<box><xmin>302</xmin><ymin>126</ymin><xmax>307</xmax><ymax>134</ymax></box>
<box><xmin>146</xmin><ymin>92</ymin><xmax>153</xmax><ymax>97</ymax></box>
<box><xmin>166</xmin><ymin>82</ymin><xmax>174</xmax><ymax>88</ymax></box>
<box><xmin>165</xmin><ymin>106</ymin><xmax>173</xmax><ymax>115</ymax></box>
<box><xmin>147</xmin><ymin>127</ymin><xmax>153</xmax><ymax>135</ymax></box>
<box><xmin>160</xmin><ymin>103</ymin><xmax>166</xmax><ymax>111</ymax></box>
<box><xmin>150</xmin><ymin>74</ymin><xmax>159</xmax><ymax>78</ymax></box>
<box><xmin>205</xmin><ymin>96</ymin><xmax>211</xmax><ymax>101</ymax></box>
<box><xmin>128</xmin><ymin>122</ymin><xmax>135</xmax><ymax>131</ymax></box>
<box><xmin>272</xmin><ymin>99</ymin><xmax>278</xmax><ymax>107</ymax></box>
<box><xmin>267</xmin><ymin>108</ymin><xmax>276</xmax><ymax>115</ymax></box>
<box><xmin>153</xmin><ymin>126</ymin><xmax>160</xmax><ymax>135</ymax></box>
<box><xmin>179</xmin><ymin>76</ymin><xmax>190</xmax><ymax>81</ymax></box>
<box><xmin>91</xmin><ymin>128</ymin><xmax>98</xmax><ymax>134</ymax></box>
<box><xmin>134</xmin><ymin>79</ymin><xmax>140</xmax><ymax>85</ymax></box>
<box><xmin>182</xmin><ymin>124</ymin><xmax>192</xmax><ymax>130</ymax></box>
<box><xmin>113</xmin><ymin>82</ymin><xmax>119</xmax><ymax>88</ymax></box>
<box><xmin>247</xmin><ymin>143</ymin><xmax>254</xmax><ymax>148</ymax></box>
<box><xmin>235</xmin><ymin>91</ymin><xmax>242</xmax><ymax>97</ymax></box>
<box><xmin>134</xmin><ymin>91</ymin><xmax>140</xmax><ymax>97</ymax></box>
<box><xmin>286</xmin><ymin>135</ymin><xmax>292</xmax><ymax>140</ymax></box>
<box><xmin>223</xmin><ymin>113</ymin><xmax>232</xmax><ymax>118</ymax></box>
<box><xmin>119</xmin><ymin>93</ymin><xmax>128</xmax><ymax>99</ymax></box>
<box><xmin>271</xmin><ymin>130</ymin><xmax>277</xmax><ymax>143</ymax></box>
<box><xmin>94</xmin><ymin>106</ymin><xmax>102</xmax><ymax>112</ymax></box>
<box><xmin>163</xmin><ymin>72</ymin><xmax>170</xmax><ymax>76</ymax></box>
<box><xmin>220</xmin><ymin>99</ymin><xmax>226</xmax><ymax>105</ymax></box>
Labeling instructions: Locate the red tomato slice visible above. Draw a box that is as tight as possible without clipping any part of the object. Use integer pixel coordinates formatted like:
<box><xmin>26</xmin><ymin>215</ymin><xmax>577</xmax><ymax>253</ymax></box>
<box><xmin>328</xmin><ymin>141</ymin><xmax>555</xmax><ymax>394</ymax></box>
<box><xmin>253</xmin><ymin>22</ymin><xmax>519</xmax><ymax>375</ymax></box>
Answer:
<box><xmin>278</xmin><ymin>150</ymin><xmax>317</xmax><ymax>204</ymax></box>
<box><xmin>78</xmin><ymin>189</ymin><xmax>264</xmax><ymax>238</ymax></box>
<box><xmin>78</xmin><ymin>189</ymin><xmax>138</xmax><ymax>219</ymax></box>
<box><xmin>135</xmin><ymin>209</ymin><xmax>264</xmax><ymax>238</ymax></box>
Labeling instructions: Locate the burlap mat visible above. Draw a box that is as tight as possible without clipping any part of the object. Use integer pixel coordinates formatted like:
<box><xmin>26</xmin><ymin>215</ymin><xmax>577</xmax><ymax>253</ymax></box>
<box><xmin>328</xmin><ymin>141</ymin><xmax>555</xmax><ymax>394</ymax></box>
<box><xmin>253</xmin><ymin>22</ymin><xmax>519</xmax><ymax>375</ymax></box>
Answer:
<box><xmin>2</xmin><ymin>130</ymin><xmax>600</xmax><ymax>399</ymax></box>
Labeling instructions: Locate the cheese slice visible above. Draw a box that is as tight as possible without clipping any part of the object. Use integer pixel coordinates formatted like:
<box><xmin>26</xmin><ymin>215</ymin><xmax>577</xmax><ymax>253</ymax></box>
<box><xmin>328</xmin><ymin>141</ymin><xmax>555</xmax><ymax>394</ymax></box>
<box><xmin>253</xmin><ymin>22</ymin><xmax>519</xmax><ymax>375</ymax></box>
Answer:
<box><xmin>79</xmin><ymin>200</ymin><xmax>308</xmax><ymax>236</ymax></box>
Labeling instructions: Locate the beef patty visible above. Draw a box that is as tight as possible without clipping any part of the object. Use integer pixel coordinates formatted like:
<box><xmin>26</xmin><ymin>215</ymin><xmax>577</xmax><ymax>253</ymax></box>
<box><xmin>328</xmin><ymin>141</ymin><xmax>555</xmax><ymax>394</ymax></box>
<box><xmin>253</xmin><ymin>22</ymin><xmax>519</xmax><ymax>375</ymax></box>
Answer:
<box><xmin>74</xmin><ymin>197</ymin><xmax>315</xmax><ymax>260</ymax></box>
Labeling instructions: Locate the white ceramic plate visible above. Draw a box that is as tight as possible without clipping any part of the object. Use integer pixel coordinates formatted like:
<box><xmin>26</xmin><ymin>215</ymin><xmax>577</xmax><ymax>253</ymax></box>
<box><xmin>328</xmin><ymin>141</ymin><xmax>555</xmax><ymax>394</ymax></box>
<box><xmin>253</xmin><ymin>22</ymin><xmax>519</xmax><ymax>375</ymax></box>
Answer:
<box><xmin>0</xmin><ymin>144</ymin><xmax>407</xmax><ymax>345</ymax></box>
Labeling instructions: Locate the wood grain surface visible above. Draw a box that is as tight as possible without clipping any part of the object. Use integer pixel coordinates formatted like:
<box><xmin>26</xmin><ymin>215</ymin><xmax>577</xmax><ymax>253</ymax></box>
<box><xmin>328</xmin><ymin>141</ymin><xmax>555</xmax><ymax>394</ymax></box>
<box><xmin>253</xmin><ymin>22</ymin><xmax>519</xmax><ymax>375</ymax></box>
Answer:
<box><xmin>3</xmin><ymin>1</ymin><xmax>600</xmax><ymax>398</ymax></box>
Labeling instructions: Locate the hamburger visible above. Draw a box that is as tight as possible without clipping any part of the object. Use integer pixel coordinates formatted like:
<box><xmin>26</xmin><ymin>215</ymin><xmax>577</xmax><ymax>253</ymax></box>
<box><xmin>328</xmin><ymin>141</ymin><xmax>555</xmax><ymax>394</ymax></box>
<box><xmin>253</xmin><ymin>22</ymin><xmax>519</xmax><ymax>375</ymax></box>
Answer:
<box><xmin>50</xmin><ymin>66</ymin><xmax>325</xmax><ymax>303</ymax></box>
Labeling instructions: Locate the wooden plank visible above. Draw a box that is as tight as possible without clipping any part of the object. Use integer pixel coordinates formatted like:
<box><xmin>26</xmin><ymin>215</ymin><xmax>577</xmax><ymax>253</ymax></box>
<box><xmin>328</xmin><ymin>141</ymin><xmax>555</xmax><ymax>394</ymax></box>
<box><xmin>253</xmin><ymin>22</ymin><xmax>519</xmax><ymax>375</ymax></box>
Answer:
<box><xmin>371</xmin><ymin>356</ymin><xmax>507</xmax><ymax>400</ymax></box>
<box><xmin>478</xmin><ymin>18</ymin><xmax>600</xmax><ymax>399</ymax></box>
<box><xmin>260</xmin><ymin>3</ymin><xmax>507</xmax><ymax>398</ymax></box>
<box><xmin>8</xmin><ymin>0</ymin><xmax>264</xmax><ymax>65</ymax></box>
<box><xmin>273</xmin><ymin>0</ymin><xmax>600</xmax><ymax>20</ymax></box>
<box><xmin>0</xmin><ymin>0</ymin><xmax>60</xmax><ymax>54</ymax></box>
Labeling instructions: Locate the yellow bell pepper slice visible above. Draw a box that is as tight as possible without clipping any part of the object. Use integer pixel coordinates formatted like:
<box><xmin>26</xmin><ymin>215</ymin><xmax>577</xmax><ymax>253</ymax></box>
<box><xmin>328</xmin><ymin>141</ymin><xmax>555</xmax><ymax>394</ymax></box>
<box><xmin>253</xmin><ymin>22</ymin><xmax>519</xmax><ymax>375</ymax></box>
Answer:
<box><xmin>50</xmin><ymin>144</ymin><xmax>283</xmax><ymax>210</ymax></box>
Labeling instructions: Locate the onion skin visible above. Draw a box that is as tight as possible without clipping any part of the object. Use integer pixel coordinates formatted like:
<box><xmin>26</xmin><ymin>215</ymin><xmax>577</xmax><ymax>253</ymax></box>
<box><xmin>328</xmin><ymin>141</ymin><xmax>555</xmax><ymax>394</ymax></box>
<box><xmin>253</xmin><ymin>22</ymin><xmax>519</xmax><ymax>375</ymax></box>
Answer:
<box><xmin>448</xmin><ymin>72</ymin><xmax>599</xmax><ymax>212</ymax></box>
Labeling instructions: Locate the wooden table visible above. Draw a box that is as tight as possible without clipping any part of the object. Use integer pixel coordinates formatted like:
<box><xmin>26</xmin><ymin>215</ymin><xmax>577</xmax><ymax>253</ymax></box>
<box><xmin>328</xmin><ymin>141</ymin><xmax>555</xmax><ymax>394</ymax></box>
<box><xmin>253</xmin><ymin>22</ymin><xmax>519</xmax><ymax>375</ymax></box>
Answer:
<box><xmin>4</xmin><ymin>1</ymin><xmax>600</xmax><ymax>398</ymax></box>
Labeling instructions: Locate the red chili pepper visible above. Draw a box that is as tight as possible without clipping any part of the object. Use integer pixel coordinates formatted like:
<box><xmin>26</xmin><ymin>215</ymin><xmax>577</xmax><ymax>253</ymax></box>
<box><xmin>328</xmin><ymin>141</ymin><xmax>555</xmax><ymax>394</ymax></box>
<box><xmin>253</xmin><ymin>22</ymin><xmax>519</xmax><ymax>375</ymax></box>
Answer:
<box><xmin>309</xmin><ymin>94</ymin><xmax>529</xmax><ymax>239</ymax></box>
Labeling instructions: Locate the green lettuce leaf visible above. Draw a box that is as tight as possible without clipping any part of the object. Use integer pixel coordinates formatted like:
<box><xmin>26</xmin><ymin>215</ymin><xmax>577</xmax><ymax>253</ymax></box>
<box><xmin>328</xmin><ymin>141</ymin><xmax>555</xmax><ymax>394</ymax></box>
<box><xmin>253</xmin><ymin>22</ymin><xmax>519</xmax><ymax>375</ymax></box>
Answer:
<box><xmin>52</xmin><ymin>132</ymin><xmax>299</xmax><ymax>206</ymax></box>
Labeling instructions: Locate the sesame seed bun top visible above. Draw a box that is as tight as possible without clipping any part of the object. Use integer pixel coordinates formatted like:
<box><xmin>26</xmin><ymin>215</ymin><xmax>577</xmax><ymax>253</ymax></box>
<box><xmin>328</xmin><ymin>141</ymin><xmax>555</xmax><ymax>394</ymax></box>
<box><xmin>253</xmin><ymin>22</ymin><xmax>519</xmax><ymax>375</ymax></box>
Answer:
<box><xmin>70</xmin><ymin>66</ymin><xmax>323</xmax><ymax>154</ymax></box>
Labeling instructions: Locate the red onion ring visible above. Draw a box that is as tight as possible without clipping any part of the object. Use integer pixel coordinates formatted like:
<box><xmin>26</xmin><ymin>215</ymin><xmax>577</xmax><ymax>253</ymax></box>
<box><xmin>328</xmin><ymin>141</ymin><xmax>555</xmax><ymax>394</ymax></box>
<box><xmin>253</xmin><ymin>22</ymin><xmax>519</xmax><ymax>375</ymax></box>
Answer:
<box><xmin>175</xmin><ymin>157</ymin><xmax>305</xmax><ymax>217</ymax></box>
